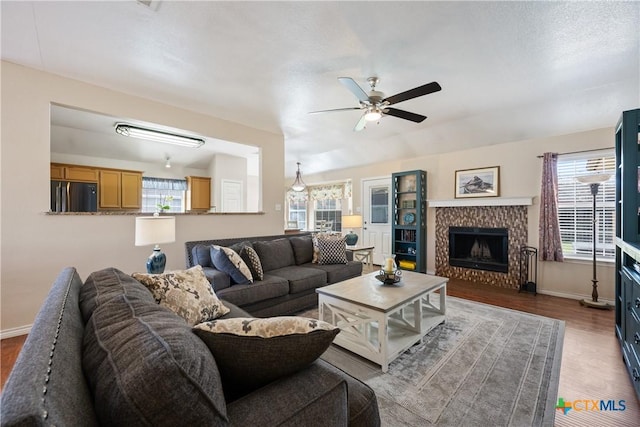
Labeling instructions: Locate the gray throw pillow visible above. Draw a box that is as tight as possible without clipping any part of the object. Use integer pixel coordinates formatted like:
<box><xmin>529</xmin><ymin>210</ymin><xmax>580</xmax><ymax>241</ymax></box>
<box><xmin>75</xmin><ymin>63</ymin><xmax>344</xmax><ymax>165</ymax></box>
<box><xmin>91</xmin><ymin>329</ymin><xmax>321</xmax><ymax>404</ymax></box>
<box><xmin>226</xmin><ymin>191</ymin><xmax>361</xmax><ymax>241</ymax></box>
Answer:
<box><xmin>210</xmin><ymin>246</ymin><xmax>253</xmax><ymax>285</ymax></box>
<box><xmin>193</xmin><ymin>317</ymin><xmax>339</xmax><ymax>399</ymax></box>
<box><xmin>83</xmin><ymin>294</ymin><xmax>229</xmax><ymax>426</ymax></box>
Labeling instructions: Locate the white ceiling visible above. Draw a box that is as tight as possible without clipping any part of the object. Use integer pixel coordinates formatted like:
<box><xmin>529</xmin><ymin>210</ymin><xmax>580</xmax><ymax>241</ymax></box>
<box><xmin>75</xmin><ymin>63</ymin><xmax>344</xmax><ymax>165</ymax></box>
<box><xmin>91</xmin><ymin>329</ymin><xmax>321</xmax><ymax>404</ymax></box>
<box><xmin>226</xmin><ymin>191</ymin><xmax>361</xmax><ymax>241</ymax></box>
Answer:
<box><xmin>2</xmin><ymin>1</ymin><xmax>639</xmax><ymax>176</ymax></box>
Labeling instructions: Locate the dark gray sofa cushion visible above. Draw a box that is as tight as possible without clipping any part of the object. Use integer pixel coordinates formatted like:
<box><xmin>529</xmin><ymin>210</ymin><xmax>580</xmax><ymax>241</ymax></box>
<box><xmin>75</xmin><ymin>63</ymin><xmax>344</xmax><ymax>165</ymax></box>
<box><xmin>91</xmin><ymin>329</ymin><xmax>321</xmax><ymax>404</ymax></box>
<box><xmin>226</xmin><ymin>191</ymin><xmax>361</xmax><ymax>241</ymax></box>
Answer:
<box><xmin>215</xmin><ymin>274</ymin><xmax>289</xmax><ymax>306</ymax></box>
<box><xmin>253</xmin><ymin>238</ymin><xmax>295</xmax><ymax>271</ymax></box>
<box><xmin>225</xmin><ymin>361</ymin><xmax>349</xmax><ymax>426</ymax></box>
<box><xmin>83</xmin><ymin>294</ymin><xmax>229</xmax><ymax>426</ymax></box>
<box><xmin>316</xmin><ymin>359</ymin><xmax>381</xmax><ymax>427</ymax></box>
<box><xmin>268</xmin><ymin>265</ymin><xmax>327</xmax><ymax>294</ymax></box>
<box><xmin>306</xmin><ymin>261</ymin><xmax>363</xmax><ymax>284</ymax></box>
<box><xmin>193</xmin><ymin>317</ymin><xmax>339</xmax><ymax>400</ymax></box>
<box><xmin>79</xmin><ymin>267</ymin><xmax>156</xmax><ymax>323</ymax></box>
<box><xmin>290</xmin><ymin>235</ymin><xmax>314</xmax><ymax>265</ymax></box>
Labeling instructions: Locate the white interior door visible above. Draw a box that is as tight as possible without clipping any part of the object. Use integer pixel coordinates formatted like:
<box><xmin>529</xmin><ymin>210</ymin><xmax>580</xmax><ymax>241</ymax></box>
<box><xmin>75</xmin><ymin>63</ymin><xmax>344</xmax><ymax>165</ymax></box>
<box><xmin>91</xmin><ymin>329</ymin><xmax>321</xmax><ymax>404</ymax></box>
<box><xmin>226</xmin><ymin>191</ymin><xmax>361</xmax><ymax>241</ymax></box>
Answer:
<box><xmin>221</xmin><ymin>179</ymin><xmax>243</xmax><ymax>212</ymax></box>
<box><xmin>362</xmin><ymin>177</ymin><xmax>392</xmax><ymax>266</ymax></box>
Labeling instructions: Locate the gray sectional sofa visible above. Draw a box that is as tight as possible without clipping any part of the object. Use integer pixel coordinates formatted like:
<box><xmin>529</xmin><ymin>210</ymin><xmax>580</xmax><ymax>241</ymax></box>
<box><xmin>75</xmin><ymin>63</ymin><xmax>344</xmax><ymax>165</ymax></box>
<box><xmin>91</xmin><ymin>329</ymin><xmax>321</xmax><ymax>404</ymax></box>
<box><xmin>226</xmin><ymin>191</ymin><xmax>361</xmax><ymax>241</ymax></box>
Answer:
<box><xmin>186</xmin><ymin>233</ymin><xmax>363</xmax><ymax>317</ymax></box>
<box><xmin>1</xmin><ymin>267</ymin><xmax>380</xmax><ymax>426</ymax></box>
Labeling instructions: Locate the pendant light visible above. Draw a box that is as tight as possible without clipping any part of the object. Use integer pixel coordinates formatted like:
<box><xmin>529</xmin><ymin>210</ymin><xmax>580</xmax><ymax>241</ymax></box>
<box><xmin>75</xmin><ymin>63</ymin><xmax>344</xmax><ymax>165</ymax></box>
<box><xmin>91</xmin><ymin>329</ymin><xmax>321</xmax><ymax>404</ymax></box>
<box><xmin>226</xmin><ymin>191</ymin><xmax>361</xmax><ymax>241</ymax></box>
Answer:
<box><xmin>291</xmin><ymin>162</ymin><xmax>306</xmax><ymax>192</ymax></box>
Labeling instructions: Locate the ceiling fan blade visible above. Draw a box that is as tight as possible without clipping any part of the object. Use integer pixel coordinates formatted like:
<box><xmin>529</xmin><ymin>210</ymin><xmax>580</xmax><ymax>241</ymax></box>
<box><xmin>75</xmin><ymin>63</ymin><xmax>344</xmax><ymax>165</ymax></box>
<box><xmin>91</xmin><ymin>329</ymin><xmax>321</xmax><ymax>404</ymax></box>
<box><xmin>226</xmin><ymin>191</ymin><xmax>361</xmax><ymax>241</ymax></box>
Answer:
<box><xmin>338</xmin><ymin>77</ymin><xmax>370</xmax><ymax>103</ymax></box>
<box><xmin>309</xmin><ymin>107</ymin><xmax>362</xmax><ymax>114</ymax></box>
<box><xmin>354</xmin><ymin>114</ymin><xmax>367</xmax><ymax>131</ymax></box>
<box><xmin>382</xmin><ymin>82</ymin><xmax>442</xmax><ymax>106</ymax></box>
<box><xmin>384</xmin><ymin>107</ymin><xmax>427</xmax><ymax>123</ymax></box>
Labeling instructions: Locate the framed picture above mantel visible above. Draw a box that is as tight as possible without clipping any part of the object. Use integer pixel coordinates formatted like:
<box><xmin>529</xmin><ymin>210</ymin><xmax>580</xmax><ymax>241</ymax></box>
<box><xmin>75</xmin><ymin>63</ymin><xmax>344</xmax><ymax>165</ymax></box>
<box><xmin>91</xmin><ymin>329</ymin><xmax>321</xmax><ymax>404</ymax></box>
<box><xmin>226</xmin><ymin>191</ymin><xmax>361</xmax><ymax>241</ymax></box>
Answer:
<box><xmin>455</xmin><ymin>166</ymin><xmax>500</xmax><ymax>198</ymax></box>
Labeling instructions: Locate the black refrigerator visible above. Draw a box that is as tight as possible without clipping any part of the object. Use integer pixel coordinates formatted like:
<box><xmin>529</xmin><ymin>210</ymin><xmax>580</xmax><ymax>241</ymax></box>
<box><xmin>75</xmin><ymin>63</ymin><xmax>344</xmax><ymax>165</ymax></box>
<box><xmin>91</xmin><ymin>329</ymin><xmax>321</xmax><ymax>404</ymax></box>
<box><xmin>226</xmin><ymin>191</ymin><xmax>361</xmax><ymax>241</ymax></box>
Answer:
<box><xmin>51</xmin><ymin>180</ymin><xmax>98</xmax><ymax>212</ymax></box>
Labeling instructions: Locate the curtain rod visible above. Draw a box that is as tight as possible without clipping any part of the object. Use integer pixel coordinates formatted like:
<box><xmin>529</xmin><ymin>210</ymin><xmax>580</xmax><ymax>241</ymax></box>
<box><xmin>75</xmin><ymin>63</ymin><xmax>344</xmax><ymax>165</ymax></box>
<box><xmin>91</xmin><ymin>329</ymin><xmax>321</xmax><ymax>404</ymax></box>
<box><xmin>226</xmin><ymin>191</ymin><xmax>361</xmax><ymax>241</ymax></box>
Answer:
<box><xmin>536</xmin><ymin>147</ymin><xmax>615</xmax><ymax>158</ymax></box>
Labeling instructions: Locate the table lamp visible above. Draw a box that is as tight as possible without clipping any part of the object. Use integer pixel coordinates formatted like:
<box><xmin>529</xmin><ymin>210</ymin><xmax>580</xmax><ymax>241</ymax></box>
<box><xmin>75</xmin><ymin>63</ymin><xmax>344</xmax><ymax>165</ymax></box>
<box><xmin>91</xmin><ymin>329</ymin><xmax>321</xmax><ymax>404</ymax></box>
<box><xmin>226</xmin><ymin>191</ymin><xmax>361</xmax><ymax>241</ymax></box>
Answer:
<box><xmin>342</xmin><ymin>215</ymin><xmax>363</xmax><ymax>246</ymax></box>
<box><xmin>135</xmin><ymin>215</ymin><xmax>176</xmax><ymax>273</ymax></box>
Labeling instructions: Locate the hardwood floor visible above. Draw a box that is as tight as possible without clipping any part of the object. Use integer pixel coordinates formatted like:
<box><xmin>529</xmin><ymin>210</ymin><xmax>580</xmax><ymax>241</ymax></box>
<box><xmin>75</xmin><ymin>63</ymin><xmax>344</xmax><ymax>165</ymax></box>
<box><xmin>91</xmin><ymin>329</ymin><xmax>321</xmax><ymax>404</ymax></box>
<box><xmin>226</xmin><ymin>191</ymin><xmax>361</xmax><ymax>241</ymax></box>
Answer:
<box><xmin>1</xmin><ymin>278</ymin><xmax>638</xmax><ymax>426</ymax></box>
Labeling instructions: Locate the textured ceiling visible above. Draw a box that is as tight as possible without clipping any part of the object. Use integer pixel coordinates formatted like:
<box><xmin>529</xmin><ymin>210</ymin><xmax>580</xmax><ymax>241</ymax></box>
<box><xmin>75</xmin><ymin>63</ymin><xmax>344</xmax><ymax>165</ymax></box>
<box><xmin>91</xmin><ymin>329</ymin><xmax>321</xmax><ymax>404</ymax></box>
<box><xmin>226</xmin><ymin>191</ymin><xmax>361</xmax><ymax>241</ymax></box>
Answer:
<box><xmin>2</xmin><ymin>1</ymin><xmax>639</xmax><ymax>176</ymax></box>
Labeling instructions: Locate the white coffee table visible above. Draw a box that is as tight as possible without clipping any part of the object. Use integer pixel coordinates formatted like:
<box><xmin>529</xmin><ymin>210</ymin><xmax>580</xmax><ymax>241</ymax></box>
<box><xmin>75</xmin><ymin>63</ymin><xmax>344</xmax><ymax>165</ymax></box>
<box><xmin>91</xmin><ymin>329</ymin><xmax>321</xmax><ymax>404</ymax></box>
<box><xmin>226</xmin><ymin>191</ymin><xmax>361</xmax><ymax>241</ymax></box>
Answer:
<box><xmin>317</xmin><ymin>271</ymin><xmax>447</xmax><ymax>372</ymax></box>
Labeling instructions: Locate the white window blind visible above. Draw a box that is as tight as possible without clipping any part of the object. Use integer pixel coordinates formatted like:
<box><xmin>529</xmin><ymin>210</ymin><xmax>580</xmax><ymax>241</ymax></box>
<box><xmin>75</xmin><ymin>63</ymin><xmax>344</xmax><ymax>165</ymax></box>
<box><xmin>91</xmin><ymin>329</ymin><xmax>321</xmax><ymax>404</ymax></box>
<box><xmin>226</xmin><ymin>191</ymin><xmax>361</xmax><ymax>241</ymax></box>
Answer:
<box><xmin>556</xmin><ymin>151</ymin><xmax>615</xmax><ymax>261</ymax></box>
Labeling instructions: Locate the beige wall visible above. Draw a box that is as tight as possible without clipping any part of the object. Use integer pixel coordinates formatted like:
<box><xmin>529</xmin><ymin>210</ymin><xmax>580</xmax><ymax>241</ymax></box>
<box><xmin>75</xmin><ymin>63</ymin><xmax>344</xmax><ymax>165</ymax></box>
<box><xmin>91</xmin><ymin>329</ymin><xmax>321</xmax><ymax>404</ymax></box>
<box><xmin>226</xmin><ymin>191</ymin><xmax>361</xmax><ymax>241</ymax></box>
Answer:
<box><xmin>301</xmin><ymin>127</ymin><xmax>616</xmax><ymax>302</ymax></box>
<box><xmin>0</xmin><ymin>62</ymin><xmax>285</xmax><ymax>335</ymax></box>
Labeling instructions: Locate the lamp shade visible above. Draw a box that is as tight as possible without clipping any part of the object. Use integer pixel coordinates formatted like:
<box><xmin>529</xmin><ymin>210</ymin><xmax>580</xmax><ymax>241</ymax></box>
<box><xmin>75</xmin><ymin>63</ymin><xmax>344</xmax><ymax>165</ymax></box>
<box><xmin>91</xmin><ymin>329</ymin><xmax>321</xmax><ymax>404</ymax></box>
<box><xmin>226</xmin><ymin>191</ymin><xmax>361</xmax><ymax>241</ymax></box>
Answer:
<box><xmin>342</xmin><ymin>215</ymin><xmax>363</xmax><ymax>228</ymax></box>
<box><xmin>135</xmin><ymin>216</ymin><xmax>176</xmax><ymax>246</ymax></box>
<box><xmin>575</xmin><ymin>173</ymin><xmax>613</xmax><ymax>184</ymax></box>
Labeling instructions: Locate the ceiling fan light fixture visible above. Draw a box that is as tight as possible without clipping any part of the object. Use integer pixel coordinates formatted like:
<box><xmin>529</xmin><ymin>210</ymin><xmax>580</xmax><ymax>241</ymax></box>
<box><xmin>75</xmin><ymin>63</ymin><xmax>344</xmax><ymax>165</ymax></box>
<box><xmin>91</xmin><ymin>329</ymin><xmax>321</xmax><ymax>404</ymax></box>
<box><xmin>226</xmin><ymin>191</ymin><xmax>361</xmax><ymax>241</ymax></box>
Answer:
<box><xmin>364</xmin><ymin>107</ymin><xmax>382</xmax><ymax>122</ymax></box>
<box><xmin>291</xmin><ymin>162</ymin><xmax>306</xmax><ymax>192</ymax></box>
<box><xmin>115</xmin><ymin>123</ymin><xmax>205</xmax><ymax>148</ymax></box>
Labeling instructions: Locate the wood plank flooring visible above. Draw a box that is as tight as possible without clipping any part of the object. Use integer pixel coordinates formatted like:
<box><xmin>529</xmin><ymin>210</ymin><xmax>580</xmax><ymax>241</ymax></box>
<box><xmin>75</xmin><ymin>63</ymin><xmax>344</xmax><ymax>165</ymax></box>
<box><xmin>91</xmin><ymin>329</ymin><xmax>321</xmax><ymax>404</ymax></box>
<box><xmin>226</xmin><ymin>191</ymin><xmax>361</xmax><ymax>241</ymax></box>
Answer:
<box><xmin>1</xmin><ymin>277</ymin><xmax>638</xmax><ymax>426</ymax></box>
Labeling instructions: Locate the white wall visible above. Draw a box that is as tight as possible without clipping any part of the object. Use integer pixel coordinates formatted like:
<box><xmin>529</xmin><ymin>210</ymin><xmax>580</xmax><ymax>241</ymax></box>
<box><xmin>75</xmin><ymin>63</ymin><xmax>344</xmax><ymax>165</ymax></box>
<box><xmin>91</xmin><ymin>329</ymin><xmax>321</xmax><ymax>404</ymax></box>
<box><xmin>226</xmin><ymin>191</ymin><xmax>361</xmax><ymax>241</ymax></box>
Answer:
<box><xmin>301</xmin><ymin>127</ymin><xmax>616</xmax><ymax>302</ymax></box>
<box><xmin>0</xmin><ymin>62</ymin><xmax>285</xmax><ymax>335</ymax></box>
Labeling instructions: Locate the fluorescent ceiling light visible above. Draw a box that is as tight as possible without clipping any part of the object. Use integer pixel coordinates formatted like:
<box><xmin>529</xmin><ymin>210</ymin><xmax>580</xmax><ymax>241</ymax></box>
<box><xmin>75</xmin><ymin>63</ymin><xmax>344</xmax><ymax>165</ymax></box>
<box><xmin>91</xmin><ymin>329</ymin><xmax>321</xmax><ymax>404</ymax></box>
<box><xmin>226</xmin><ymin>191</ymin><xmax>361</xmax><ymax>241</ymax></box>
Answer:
<box><xmin>115</xmin><ymin>123</ymin><xmax>205</xmax><ymax>148</ymax></box>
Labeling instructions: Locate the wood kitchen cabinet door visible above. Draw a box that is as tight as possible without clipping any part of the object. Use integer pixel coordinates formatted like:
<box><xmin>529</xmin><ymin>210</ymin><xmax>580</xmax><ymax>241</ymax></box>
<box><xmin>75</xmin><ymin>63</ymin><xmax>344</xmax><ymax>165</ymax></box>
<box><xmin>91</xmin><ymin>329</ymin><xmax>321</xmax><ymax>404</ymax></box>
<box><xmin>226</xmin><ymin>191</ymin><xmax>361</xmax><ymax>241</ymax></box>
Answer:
<box><xmin>187</xmin><ymin>176</ymin><xmax>211</xmax><ymax>211</ymax></box>
<box><xmin>65</xmin><ymin>166</ymin><xmax>98</xmax><ymax>182</ymax></box>
<box><xmin>121</xmin><ymin>172</ymin><xmax>142</xmax><ymax>209</ymax></box>
<box><xmin>99</xmin><ymin>170</ymin><xmax>121</xmax><ymax>208</ymax></box>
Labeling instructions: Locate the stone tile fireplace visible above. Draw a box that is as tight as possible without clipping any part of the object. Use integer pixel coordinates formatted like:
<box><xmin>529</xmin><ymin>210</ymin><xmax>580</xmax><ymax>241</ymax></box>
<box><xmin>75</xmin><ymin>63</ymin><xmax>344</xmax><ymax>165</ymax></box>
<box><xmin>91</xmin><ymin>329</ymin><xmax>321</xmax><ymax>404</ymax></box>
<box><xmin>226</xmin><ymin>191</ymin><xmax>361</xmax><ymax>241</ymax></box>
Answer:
<box><xmin>434</xmin><ymin>203</ymin><xmax>529</xmax><ymax>289</ymax></box>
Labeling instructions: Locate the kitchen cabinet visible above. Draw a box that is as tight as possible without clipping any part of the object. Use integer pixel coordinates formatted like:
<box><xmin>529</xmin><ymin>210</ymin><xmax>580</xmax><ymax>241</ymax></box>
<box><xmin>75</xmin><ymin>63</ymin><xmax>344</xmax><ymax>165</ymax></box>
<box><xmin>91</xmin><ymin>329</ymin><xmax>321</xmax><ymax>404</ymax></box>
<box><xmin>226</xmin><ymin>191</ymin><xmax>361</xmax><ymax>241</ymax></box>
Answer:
<box><xmin>186</xmin><ymin>176</ymin><xmax>211</xmax><ymax>211</ymax></box>
<box><xmin>99</xmin><ymin>169</ymin><xmax>142</xmax><ymax>210</ymax></box>
<box><xmin>50</xmin><ymin>163</ymin><xmax>98</xmax><ymax>182</ymax></box>
<box><xmin>392</xmin><ymin>170</ymin><xmax>427</xmax><ymax>273</ymax></box>
<box><xmin>615</xmin><ymin>108</ymin><xmax>640</xmax><ymax>400</ymax></box>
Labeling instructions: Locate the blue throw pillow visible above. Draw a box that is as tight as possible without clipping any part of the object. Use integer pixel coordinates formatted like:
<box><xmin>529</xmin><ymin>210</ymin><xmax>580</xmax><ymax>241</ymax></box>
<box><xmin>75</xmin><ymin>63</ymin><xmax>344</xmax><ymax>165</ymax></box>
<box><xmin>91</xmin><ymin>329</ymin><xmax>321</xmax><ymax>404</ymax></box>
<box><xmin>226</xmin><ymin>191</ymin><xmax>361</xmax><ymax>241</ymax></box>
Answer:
<box><xmin>210</xmin><ymin>246</ymin><xmax>253</xmax><ymax>285</ymax></box>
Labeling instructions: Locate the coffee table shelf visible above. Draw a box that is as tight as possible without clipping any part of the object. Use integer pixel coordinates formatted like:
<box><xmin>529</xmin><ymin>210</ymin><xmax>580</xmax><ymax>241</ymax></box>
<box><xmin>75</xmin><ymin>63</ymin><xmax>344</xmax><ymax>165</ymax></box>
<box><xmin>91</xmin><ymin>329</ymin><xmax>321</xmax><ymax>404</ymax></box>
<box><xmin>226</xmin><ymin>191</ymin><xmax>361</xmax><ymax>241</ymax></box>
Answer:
<box><xmin>317</xmin><ymin>271</ymin><xmax>447</xmax><ymax>372</ymax></box>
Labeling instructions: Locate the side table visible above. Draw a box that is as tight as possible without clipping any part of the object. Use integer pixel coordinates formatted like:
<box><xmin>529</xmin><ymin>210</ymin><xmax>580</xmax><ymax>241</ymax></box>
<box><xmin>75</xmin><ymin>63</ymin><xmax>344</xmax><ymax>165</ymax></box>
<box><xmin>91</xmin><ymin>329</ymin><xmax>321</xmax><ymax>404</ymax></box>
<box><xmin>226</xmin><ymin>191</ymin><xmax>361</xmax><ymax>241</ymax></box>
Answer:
<box><xmin>346</xmin><ymin>245</ymin><xmax>375</xmax><ymax>271</ymax></box>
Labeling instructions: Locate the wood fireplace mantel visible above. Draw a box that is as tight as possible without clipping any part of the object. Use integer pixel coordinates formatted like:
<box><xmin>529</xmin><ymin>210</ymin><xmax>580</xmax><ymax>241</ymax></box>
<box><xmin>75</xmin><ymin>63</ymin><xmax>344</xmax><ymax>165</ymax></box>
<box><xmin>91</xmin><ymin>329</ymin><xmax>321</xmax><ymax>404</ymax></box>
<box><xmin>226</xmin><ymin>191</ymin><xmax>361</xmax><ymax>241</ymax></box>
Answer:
<box><xmin>428</xmin><ymin>197</ymin><xmax>534</xmax><ymax>208</ymax></box>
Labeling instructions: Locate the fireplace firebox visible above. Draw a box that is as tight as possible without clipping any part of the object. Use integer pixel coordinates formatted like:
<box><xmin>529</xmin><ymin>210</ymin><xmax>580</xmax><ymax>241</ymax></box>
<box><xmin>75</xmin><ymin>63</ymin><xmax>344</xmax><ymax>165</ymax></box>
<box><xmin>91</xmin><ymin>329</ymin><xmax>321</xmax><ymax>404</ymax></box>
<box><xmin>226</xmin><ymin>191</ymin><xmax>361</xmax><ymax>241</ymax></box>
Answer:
<box><xmin>448</xmin><ymin>227</ymin><xmax>509</xmax><ymax>273</ymax></box>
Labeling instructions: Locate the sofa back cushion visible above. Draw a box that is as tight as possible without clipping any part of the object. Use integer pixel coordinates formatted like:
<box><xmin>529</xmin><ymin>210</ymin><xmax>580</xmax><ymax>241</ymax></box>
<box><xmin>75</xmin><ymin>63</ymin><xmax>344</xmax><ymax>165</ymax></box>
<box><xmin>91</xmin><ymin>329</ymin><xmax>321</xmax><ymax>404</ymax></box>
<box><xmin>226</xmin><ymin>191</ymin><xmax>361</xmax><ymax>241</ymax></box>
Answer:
<box><xmin>289</xmin><ymin>235</ymin><xmax>314</xmax><ymax>265</ymax></box>
<box><xmin>80</xmin><ymin>267</ymin><xmax>156</xmax><ymax>323</ymax></box>
<box><xmin>253</xmin><ymin>238</ymin><xmax>295</xmax><ymax>271</ymax></box>
<box><xmin>83</xmin><ymin>293</ymin><xmax>229</xmax><ymax>426</ymax></box>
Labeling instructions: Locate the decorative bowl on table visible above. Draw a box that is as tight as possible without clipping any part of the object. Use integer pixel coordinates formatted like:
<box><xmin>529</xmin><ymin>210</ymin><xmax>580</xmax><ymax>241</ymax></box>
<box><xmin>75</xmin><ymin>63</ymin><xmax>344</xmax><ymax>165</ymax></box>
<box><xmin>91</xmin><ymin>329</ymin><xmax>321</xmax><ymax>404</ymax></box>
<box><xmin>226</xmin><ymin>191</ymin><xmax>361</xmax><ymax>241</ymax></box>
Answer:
<box><xmin>375</xmin><ymin>269</ymin><xmax>402</xmax><ymax>285</ymax></box>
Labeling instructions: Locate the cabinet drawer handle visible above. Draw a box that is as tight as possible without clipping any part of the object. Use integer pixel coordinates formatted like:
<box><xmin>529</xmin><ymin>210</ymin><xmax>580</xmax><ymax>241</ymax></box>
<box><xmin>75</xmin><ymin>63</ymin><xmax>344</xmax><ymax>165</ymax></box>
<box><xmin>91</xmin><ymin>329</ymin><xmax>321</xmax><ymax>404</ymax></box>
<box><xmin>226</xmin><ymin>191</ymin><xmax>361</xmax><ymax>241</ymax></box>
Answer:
<box><xmin>635</xmin><ymin>332</ymin><xmax>640</xmax><ymax>345</ymax></box>
<box><xmin>633</xmin><ymin>368</ymin><xmax>640</xmax><ymax>382</ymax></box>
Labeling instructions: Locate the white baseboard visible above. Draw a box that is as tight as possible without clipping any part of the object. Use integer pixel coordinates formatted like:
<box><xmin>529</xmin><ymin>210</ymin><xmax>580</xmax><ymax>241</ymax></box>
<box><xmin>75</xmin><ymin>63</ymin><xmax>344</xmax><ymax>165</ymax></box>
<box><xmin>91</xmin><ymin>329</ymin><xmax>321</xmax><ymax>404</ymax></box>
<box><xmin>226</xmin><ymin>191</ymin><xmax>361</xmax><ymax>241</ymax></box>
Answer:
<box><xmin>0</xmin><ymin>325</ymin><xmax>32</xmax><ymax>340</ymax></box>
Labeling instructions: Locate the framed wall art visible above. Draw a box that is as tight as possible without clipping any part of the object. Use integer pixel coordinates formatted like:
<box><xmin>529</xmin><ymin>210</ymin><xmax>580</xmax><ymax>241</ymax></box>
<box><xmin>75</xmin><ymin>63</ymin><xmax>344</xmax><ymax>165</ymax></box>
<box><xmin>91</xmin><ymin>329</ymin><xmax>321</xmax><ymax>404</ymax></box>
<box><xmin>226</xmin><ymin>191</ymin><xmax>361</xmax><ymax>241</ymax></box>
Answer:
<box><xmin>455</xmin><ymin>166</ymin><xmax>500</xmax><ymax>198</ymax></box>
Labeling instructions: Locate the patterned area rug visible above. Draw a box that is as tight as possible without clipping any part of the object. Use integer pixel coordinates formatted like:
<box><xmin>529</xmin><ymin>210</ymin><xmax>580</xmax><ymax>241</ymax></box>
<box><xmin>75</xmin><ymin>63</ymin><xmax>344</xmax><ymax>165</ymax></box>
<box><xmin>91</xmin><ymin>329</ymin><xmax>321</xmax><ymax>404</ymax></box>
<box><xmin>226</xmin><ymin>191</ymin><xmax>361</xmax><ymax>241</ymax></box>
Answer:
<box><xmin>300</xmin><ymin>296</ymin><xmax>564</xmax><ymax>426</ymax></box>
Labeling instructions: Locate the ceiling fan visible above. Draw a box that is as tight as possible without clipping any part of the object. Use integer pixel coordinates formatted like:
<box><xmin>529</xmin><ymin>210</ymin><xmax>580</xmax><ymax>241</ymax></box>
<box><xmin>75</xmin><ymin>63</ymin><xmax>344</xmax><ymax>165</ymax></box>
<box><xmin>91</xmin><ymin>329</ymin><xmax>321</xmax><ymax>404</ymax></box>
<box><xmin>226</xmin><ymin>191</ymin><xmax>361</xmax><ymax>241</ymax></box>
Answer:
<box><xmin>310</xmin><ymin>77</ymin><xmax>441</xmax><ymax>131</ymax></box>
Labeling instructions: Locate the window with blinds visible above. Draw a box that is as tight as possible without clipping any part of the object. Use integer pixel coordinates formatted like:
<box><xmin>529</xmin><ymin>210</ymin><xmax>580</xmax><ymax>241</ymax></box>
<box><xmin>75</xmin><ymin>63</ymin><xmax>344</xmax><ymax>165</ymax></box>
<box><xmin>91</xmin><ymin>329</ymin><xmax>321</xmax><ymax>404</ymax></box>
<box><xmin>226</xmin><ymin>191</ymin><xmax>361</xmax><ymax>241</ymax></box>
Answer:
<box><xmin>557</xmin><ymin>150</ymin><xmax>616</xmax><ymax>261</ymax></box>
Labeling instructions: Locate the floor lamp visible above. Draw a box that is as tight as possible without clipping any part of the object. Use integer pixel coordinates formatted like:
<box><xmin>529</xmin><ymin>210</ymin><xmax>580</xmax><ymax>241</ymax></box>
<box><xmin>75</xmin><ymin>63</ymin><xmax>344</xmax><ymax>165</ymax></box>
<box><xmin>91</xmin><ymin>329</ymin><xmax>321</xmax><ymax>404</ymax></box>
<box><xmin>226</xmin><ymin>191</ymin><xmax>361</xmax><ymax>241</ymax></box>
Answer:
<box><xmin>576</xmin><ymin>173</ymin><xmax>613</xmax><ymax>309</ymax></box>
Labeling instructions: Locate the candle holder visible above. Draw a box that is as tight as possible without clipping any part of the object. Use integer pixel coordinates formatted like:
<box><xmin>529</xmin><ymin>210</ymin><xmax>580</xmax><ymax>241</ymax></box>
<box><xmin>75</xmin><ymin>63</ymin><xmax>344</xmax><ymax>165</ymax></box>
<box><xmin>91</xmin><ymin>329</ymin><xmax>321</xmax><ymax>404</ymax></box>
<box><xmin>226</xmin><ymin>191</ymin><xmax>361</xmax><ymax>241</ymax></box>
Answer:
<box><xmin>376</xmin><ymin>254</ymin><xmax>402</xmax><ymax>284</ymax></box>
<box><xmin>376</xmin><ymin>269</ymin><xmax>402</xmax><ymax>285</ymax></box>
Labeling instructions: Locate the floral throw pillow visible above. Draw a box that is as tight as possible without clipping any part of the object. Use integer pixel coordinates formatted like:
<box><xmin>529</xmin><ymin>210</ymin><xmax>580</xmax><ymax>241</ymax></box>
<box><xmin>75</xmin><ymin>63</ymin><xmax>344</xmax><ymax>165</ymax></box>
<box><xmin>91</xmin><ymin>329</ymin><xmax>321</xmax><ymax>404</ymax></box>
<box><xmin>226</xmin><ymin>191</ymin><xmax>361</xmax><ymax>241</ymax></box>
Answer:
<box><xmin>193</xmin><ymin>317</ymin><xmax>339</xmax><ymax>398</ymax></box>
<box><xmin>132</xmin><ymin>265</ymin><xmax>229</xmax><ymax>326</ymax></box>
